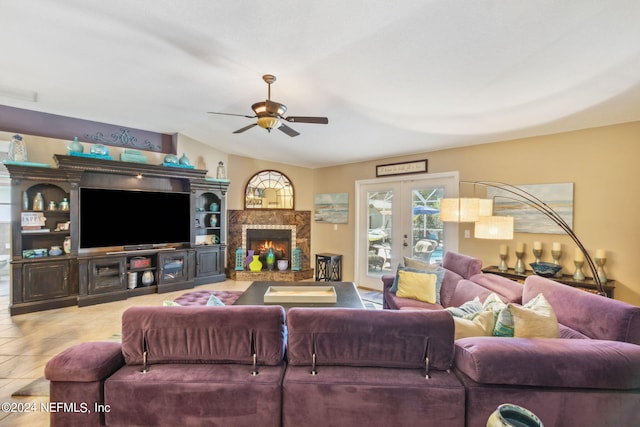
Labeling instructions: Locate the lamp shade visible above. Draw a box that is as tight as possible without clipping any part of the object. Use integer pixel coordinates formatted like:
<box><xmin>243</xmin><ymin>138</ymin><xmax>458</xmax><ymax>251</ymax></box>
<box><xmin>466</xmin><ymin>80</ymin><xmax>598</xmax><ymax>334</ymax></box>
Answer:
<box><xmin>474</xmin><ymin>216</ymin><xmax>514</xmax><ymax>240</ymax></box>
<box><xmin>440</xmin><ymin>198</ymin><xmax>493</xmax><ymax>222</ymax></box>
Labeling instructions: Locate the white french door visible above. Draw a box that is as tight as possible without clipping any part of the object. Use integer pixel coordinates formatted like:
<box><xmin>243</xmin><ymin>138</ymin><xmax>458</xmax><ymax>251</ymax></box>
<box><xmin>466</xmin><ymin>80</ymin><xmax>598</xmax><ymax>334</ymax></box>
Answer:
<box><xmin>355</xmin><ymin>172</ymin><xmax>459</xmax><ymax>290</ymax></box>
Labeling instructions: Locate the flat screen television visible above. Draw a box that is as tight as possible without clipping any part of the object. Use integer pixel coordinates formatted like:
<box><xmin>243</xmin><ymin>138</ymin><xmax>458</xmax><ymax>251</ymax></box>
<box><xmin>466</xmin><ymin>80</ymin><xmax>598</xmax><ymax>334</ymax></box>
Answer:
<box><xmin>80</xmin><ymin>187</ymin><xmax>191</xmax><ymax>250</ymax></box>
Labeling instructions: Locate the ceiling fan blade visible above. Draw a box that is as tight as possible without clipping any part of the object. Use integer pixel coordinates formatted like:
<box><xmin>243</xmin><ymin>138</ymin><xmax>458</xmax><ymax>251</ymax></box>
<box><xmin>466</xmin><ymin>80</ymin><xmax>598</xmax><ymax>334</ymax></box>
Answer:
<box><xmin>285</xmin><ymin>116</ymin><xmax>328</xmax><ymax>124</ymax></box>
<box><xmin>208</xmin><ymin>111</ymin><xmax>256</xmax><ymax>119</ymax></box>
<box><xmin>233</xmin><ymin>123</ymin><xmax>258</xmax><ymax>134</ymax></box>
<box><xmin>278</xmin><ymin>123</ymin><xmax>300</xmax><ymax>137</ymax></box>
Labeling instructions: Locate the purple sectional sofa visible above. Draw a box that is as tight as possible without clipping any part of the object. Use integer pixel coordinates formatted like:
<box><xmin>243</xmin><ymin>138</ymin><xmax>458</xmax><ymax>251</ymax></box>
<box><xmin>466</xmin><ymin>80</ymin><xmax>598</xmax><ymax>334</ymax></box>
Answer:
<box><xmin>45</xmin><ymin>252</ymin><xmax>640</xmax><ymax>426</ymax></box>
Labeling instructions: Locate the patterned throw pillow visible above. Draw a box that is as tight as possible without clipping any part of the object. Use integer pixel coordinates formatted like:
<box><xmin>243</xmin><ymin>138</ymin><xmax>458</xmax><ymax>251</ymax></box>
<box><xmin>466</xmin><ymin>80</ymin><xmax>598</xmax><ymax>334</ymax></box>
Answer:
<box><xmin>511</xmin><ymin>293</ymin><xmax>559</xmax><ymax>338</ymax></box>
<box><xmin>163</xmin><ymin>300</ymin><xmax>181</xmax><ymax>306</ymax></box>
<box><xmin>445</xmin><ymin>297</ymin><xmax>483</xmax><ymax>318</ymax></box>
<box><xmin>206</xmin><ymin>294</ymin><xmax>225</xmax><ymax>306</ymax></box>
<box><xmin>452</xmin><ymin>310</ymin><xmax>496</xmax><ymax>339</ymax></box>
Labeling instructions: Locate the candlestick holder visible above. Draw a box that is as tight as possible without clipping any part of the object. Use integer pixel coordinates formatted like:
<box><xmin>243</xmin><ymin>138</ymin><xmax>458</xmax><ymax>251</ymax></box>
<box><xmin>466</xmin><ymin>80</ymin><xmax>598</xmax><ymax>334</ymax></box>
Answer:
<box><xmin>573</xmin><ymin>260</ymin><xmax>585</xmax><ymax>281</ymax></box>
<box><xmin>498</xmin><ymin>253</ymin><xmax>508</xmax><ymax>271</ymax></box>
<box><xmin>595</xmin><ymin>257</ymin><xmax>607</xmax><ymax>283</ymax></box>
<box><xmin>532</xmin><ymin>248</ymin><xmax>542</xmax><ymax>264</ymax></box>
<box><xmin>514</xmin><ymin>251</ymin><xmax>525</xmax><ymax>274</ymax></box>
<box><xmin>551</xmin><ymin>249</ymin><xmax>562</xmax><ymax>277</ymax></box>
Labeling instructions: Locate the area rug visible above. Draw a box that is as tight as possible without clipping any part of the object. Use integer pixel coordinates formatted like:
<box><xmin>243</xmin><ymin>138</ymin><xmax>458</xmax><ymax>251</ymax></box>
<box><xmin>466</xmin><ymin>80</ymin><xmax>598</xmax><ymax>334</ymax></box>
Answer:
<box><xmin>11</xmin><ymin>376</ymin><xmax>49</xmax><ymax>397</ymax></box>
<box><xmin>359</xmin><ymin>289</ymin><xmax>383</xmax><ymax>309</ymax></box>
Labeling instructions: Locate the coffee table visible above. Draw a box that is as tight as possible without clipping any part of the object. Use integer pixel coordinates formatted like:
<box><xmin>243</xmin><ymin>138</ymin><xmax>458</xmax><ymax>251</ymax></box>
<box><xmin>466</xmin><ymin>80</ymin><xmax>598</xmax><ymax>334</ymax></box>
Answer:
<box><xmin>233</xmin><ymin>281</ymin><xmax>365</xmax><ymax>310</ymax></box>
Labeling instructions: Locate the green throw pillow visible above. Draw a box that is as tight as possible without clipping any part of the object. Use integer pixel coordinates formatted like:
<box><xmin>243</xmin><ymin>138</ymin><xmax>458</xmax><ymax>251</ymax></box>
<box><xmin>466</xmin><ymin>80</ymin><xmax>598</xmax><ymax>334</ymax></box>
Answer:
<box><xmin>206</xmin><ymin>294</ymin><xmax>225</xmax><ymax>306</ymax></box>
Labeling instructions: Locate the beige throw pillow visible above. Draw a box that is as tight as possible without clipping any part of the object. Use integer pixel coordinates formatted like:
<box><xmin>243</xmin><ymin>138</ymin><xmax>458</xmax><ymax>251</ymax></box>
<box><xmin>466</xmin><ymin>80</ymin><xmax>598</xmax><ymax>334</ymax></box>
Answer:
<box><xmin>510</xmin><ymin>293</ymin><xmax>559</xmax><ymax>338</ymax></box>
<box><xmin>453</xmin><ymin>310</ymin><xmax>496</xmax><ymax>339</ymax></box>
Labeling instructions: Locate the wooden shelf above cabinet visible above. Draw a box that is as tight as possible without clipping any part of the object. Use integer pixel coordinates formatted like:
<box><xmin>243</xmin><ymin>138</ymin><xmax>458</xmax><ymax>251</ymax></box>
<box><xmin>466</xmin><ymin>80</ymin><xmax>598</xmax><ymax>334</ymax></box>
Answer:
<box><xmin>54</xmin><ymin>154</ymin><xmax>209</xmax><ymax>179</ymax></box>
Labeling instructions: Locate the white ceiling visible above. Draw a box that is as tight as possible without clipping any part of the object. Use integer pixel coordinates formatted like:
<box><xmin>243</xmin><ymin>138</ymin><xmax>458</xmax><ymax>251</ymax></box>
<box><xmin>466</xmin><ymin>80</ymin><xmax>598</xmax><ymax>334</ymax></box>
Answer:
<box><xmin>1</xmin><ymin>0</ymin><xmax>640</xmax><ymax>168</ymax></box>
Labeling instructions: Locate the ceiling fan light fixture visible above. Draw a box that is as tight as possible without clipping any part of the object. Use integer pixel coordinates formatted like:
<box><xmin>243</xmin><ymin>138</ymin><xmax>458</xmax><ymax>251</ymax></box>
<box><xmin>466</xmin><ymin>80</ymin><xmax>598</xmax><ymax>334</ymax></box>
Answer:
<box><xmin>257</xmin><ymin>116</ymin><xmax>281</xmax><ymax>131</ymax></box>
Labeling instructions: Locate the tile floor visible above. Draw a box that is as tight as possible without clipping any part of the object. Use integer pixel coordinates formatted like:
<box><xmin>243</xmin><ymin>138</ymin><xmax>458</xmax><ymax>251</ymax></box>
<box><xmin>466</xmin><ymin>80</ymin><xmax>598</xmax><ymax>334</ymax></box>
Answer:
<box><xmin>0</xmin><ymin>277</ymin><xmax>381</xmax><ymax>426</ymax></box>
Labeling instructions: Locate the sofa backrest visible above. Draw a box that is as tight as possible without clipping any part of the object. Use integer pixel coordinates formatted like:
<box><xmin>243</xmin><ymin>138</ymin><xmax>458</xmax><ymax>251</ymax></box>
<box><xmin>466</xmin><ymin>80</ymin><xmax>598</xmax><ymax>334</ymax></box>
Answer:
<box><xmin>523</xmin><ymin>276</ymin><xmax>640</xmax><ymax>344</ymax></box>
<box><xmin>121</xmin><ymin>306</ymin><xmax>286</xmax><ymax>366</ymax></box>
<box><xmin>286</xmin><ymin>308</ymin><xmax>455</xmax><ymax>370</ymax></box>
<box><xmin>468</xmin><ymin>273</ymin><xmax>523</xmax><ymax>304</ymax></box>
<box><xmin>442</xmin><ymin>251</ymin><xmax>483</xmax><ymax>279</ymax></box>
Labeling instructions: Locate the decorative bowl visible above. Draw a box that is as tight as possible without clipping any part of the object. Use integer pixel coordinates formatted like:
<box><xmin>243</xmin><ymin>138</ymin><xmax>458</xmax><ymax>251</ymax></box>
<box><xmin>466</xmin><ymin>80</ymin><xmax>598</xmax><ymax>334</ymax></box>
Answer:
<box><xmin>529</xmin><ymin>262</ymin><xmax>562</xmax><ymax>278</ymax></box>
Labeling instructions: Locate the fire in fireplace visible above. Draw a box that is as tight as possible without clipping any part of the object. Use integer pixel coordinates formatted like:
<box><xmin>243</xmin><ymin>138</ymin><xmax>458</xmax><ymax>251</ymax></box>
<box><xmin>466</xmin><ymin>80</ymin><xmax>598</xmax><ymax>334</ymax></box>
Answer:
<box><xmin>246</xmin><ymin>229</ymin><xmax>292</xmax><ymax>266</ymax></box>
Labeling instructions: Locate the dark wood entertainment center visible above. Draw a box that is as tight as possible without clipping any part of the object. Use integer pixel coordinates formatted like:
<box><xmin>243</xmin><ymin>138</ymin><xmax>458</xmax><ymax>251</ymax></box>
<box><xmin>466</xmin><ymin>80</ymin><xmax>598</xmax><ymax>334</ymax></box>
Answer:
<box><xmin>7</xmin><ymin>154</ymin><xmax>229</xmax><ymax>315</ymax></box>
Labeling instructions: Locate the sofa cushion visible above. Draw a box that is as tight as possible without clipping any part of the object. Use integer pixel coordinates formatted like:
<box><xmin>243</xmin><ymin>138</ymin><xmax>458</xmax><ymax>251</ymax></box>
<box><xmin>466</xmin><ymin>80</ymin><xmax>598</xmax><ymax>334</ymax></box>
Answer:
<box><xmin>286</xmin><ymin>308</ymin><xmax>455</xmax><ymax>370</ymax></box>
<box><xmin>468</xmin><ymin>273</ymin><xmax>523</xmax><ymax>304</ymax></box>
<box><xmin>395</xmin><ymin>269</ymin><xmax>438</xmax><ymax>303</ymax></box>
<box><xmin>121</xmin><ymin>306</ymin><xmax>286</xmax><ymax>366</ymax></box>
<box><xmin>523</xmin><ymin>275</ymin><xmax>640</xmax><ymax>344</ymax></box>
<box><xmin>455</xmin><ymin>337</ymin><xmax>640</xmax><ymax>389</ymax></box>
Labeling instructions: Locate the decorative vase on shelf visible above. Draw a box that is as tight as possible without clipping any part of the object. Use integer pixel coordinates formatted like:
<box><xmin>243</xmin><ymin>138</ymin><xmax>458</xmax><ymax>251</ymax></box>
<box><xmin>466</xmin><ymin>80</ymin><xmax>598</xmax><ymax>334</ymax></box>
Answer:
<box><xmin>63</xmin><ymin>236</ymin><xmax>71</xmax><ymax>254</ymax></box>
<box><xmin>33</xmin><ymin>192</ymin><xmax>44</xmax><ymax>211</ymax></box>
<box><xmin>266</xmin><ymin>247</ymin><xmax>276</xmax><ymax>271</ymax></box>
<box><xmin>179</xmin><ymin>153</ymin><xmax>191</xmax><ymax>166</ymax></box>
<box><xmin>49</xmin><ymin>246</ymin><xmax>63</xmax><ymax>256</ymax></box>
<box><xmin>249</xmin><ymin>255</ymin><xmax>262</xmax><ymax>272</ymax></box>
<box><xmin>59</xmin><ymin>197</ymin><xmax>70</xmax><ymax>211</ymax></box>
<box><xmin>8</xmin><ymin>134</ymin><xmax>28</xmax><ymax>162</ymax></box>
<box><xmin>141</xmin><ymin>271</ymin><xmax>154</xmax><ymax>286</ymax></box>
<box><xmin>216</xmin><ymin>161</ymin><xmax>226</xmax><ymax>179</ymax></box>
<box><xmin>209</xmin><ymin>202</ymin><xmax>219</xmax><ymax>212</ymax></box>
<box><xmin>22</xmin><ymin>191</ymin><xmax>29</xmax><ymax>210</ymax></box>
<box><xmin>209</xmin><ymin>215</ymin><xmax>218</xmax><ymax>227</ymax></box>
<box><xmin>67</xmin><ymin>137</ymin><xmax>84</xmax><ymax>154</ymax></box>
<box><xmin>245</xmin><ymin>249</ymin><xmax>254</xmax><ymax>270</ymax></box>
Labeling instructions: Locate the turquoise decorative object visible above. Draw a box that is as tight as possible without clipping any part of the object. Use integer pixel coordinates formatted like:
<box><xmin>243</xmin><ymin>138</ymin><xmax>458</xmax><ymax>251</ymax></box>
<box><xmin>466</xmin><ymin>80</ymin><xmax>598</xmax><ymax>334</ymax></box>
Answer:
<box><xmin>266</xmin><ymin>247</ymin><xmax>276</xmax><ymax>271</ymax></box>
<box><xmin>529</xmin><ymin>262</ymin><xmax>562</xmax><ymax>278</ymax></box>
<box><xmin>209</xmin><ymin>202</ymin><xmax>219</xmax><ymax>212</ymax></box>
<box><xmin>90</xmin><ymin>144</ymin><xmax>109</xmax><ymax>156</ymax></box>
<box><xmin>164</xmin><ymin>154</ymin><xmax>179</xmax><ymax>164</ymax></box>
<box><xmin>291</xmin><ymin>247</ymin><xmax>302</xmax><ymax>271</ymax></box>
<box><xmin>67</xmin><ymin>137</ymin><xmax>84</xmax><ymax>154</ymax></box>
<box><xmin>235</xmin><ymin>247</ymin><xmax>245</xmax><ymax>271</ymax></box>
<box><xmin>179</xmin><ymin>153</ymin><xmax>191</xmax><ymax>166</ymax></box>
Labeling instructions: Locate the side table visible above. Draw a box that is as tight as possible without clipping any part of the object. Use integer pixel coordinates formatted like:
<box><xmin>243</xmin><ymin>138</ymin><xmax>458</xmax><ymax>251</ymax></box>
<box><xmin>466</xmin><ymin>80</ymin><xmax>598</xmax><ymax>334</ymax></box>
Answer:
<box><xmin>315</xmin><ymin>253</ymin><xmax>342</xmax><ymax>282</ymax></box>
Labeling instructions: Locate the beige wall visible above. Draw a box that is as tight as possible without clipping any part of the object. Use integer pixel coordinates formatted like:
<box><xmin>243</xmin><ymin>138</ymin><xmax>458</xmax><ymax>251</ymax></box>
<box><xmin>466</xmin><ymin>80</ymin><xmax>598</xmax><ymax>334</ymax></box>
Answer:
<box><xmin>308</xmin><ymin>122</ymin><xmax>640</xmax><ymax>305</ymax></box>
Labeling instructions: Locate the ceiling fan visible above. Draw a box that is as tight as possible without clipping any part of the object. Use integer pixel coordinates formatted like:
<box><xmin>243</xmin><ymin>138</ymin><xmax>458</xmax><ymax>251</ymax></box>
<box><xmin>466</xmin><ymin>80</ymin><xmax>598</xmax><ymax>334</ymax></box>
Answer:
<box><xmin>208</xmin><ymin>74</ymin><xmax>328</xmax><ymax>137</ymax></box>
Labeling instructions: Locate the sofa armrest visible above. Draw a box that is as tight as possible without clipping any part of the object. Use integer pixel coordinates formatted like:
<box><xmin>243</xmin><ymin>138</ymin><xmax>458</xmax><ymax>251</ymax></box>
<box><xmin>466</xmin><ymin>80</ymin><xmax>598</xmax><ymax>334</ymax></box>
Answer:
<box><xmin>45</xmin><ymin>341</ymin><xmax>124</xmax><ymax>382</ymax></box>
<box><xmin>455</xmin><ymin>337</ymin><xmax>640</xmax><ymax>390</ymax></box>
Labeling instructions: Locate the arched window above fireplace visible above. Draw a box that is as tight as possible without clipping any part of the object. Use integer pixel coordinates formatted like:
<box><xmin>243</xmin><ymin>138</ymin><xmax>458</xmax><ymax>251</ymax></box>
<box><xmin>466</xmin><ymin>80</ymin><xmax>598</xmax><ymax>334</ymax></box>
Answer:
<box><xmin>244</xmin><ymin>170</ymin><xmax>294</xmax><ymax>209</ymax></box>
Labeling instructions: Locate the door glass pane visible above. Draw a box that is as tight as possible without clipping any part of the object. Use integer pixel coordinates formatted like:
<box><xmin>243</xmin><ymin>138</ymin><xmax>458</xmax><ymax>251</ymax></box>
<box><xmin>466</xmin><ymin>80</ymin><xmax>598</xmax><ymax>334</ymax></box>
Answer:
<box><xmin>411</xmin><ymin>187</ymin><xmax>444</xmax><ymax>264</ymax></box>
<box><xmin>367</xmin><ymin>190</ymin><xmax>393</xmax><ymax>274</ymax></box>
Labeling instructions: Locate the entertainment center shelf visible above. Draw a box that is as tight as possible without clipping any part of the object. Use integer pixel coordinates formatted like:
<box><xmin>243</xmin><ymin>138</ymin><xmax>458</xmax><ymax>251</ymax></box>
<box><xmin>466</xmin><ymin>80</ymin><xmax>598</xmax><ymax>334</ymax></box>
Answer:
<box><xmin>7</xmin><ymin>155</ymin><xmax>229</xmax><ymax>315</ymax></box>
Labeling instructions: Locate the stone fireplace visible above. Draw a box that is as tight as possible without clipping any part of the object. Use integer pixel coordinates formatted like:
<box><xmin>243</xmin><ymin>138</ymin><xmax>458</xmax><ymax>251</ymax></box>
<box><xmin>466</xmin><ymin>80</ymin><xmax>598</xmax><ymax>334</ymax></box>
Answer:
<box><xmin>227</xmin><ymin>210</ymin><xmax>313</xmax><ymax>281</ymax></box>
